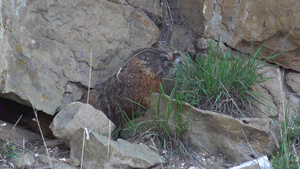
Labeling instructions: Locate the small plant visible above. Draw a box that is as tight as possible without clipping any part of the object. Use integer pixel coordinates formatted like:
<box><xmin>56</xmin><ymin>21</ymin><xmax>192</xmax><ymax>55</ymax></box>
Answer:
<box><xmin>0</xmin><ymin>140</ymin><xmax>19</xmax><ymax>168</ymax></box>
<box><xmin>176</xmin><ymin>40</ymin><xmax>280</xmax><ymax>117</ymax></box>
<box><xmin>0</xmin><ymin>141</ymin><xmax>18</xmax><ymax>159</ymax></box>
<box><xmin>155</xmin><ymin>80</ymin><xmax>192</xmax><ymax>139</ymax></box>
<box><xmin>272</xmin><ymin>102</ymin><xmax>300</xmax><ymax>169</ymax></box>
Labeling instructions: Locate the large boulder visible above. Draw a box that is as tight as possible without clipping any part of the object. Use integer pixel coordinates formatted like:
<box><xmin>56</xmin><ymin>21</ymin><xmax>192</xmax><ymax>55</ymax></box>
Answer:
<box><xmin>148</xmin><ymin>93</ymin><xmax>281</xmax><ymax>163</ymax></box>
<box><xmin>0</xmin><ymin>0</ymin><xmax>159</xmax><ymax>115</ymax></box>
<box><xmin>203</xmin><ymin>0</ymin><xmax>300</xmax><ymax>71</ymax></box>
<box><xmin>173</xmin><ymin>0</ymin><xmax>300</xmax><ymax>71</ymax></box>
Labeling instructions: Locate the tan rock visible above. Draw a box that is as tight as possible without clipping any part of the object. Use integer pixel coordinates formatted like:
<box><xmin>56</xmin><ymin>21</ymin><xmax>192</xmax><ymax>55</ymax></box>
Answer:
<box><xmin>252</xmin><ymin>65</ymin><xmax>299</xmax><ymax>121</ymax></box>
<box><xmin>50</xmin><ymin>102</ymin><xmax>115</xmax><ymax>147</ymax></box>
<box><xmin>148</xmin><ymin>93</ymin><xmax>281</xmax><ymax>163</ymax></box>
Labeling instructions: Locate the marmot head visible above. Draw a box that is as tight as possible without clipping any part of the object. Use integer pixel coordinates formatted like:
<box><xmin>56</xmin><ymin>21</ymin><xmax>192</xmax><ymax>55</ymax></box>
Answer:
<box><xmin>136</xmin><ymin>49</ymin><xmax>182</xmax><ymax>78</ymax></box>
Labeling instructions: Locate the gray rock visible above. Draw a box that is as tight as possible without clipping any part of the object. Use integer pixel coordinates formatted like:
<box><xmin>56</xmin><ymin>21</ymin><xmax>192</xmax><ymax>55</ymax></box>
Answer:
<box><xmin>0</xmin><ymin>0</ymin><xmax>159</xmax><ymax>115</ymax></box>
<box><xmin>70</xmin><ymin>128</ymin><xmax>165</xmax><ymax>169</ymax></box>
<box><xmin>286</xmin><ymin>72</ymin><xmax>300</xmax><ymax>94</ymax></box>
<box><xmin>0</xmin><ymin>120</ymin><xmax>42</xmax><ymax>145</ymax></box>
<box><xmin>51</xmin><ymin>163</ymin><xmax>78</xmax><ymax>169</ymax></box>
<box><xmin>50</xmin><ymin>102</ymin><xmax>115</xmax><ymax>147</ymax></box>
<box><xmin>44</xmin><ymin>140</ymin><xmax>64</xmax><ymax>147</ymax></box>
<box><xmin>36</xmin><ymin>154</ymin><xmax>61</xmax><ymax>164</ymax></box>
<box><xmin>176</xmin><ymin>0</ymin><xmax>205</xmax><ymax>35</ymax></box>
<box><xmin>34</xmin><ymin>163</ymin><xmax>78</xmax><ymax>169</ymax></box>
<box><xmin>35</xmin><ymin>154</ymin><xmax>78</xmax><ymax>169</ymax></box>
<box><xmin>169</xmin><ymin>25</ymin><xmax>197</xmax><ymax>55</ymax></box>
<box><xmin>127</xmin><ymin>0</ymin><xmax>163</xmax><ymax>19</ymax></box>
<box><xmin>11</xmin><ymin>151</ymin><xmax>35</xmax><ymax>168</ymax></box>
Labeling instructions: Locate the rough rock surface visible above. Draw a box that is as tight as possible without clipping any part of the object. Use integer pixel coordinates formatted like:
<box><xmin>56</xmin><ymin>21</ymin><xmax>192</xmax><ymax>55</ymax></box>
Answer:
<box><xmin>148</xmin><ymin>93</ymin><xmax>281</xmax><ymax>163</ymax></box>
<box><xmin>169</xmin><ymin>24</ymin><xmax>197</xmax><ymax>55</ymax></box>
<box><xmin>11</xmin><ymin>151</ymin><xmax>35</xmax><ymax>168</ymax></box>
<box><xmin>50</xmin><ymin>102</ymin><xmax>115</xmax><ymax>147</ymax></box>
<box><xmin>203</xmin><ymin>0</ymin><xmax>300</xmax><ymax>71</ymax></box>
<box><xmin>70</xmin><ymin>128</ymin><xmax>165</xmax><ymax>169</ymax></box>
<box><xmin>176</xmin><ymin>0</ymin><xmax>205</xmax><ymax>36</ymax></box>
<box><xmin>0</xmin><ymin>0</ymin><xmax>159</xmax><ymax>115</ymax></box>
<box><xmin>252</xmin><ymin>66</ymin><xmax>299</xmax><ymax>120</ymax></box>
<box><xmin>0</xmin><ymin>120</ymin><xmax>41</xmax><ymax>145</ymax></box>
<box><xmin>127</xmin><ymin>0</ymin><xmax>163</xmax><ymax>24</ymax></box>
<box><xmin>286</xmin><ymin>72</ymin><xmax>300</xmax><ymax>94</ymax></box>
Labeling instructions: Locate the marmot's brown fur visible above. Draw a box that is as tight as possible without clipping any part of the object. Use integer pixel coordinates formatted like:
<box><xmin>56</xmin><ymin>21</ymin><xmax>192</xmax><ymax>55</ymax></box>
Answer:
<box><xmin>80</xmin><ymin>48</ymin><xmax>181</xmax><ymax>127</ymax></box>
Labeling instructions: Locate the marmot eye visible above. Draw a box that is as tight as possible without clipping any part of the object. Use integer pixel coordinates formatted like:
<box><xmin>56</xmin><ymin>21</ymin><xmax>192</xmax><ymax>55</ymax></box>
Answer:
<box><xmin>161</xmin><ymin>57</ymin><xmax>168</xmax><ymax>61</ymax></box>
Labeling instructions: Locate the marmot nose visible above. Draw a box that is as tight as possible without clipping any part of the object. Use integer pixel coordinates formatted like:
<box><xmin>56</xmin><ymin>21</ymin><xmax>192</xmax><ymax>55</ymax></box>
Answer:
<box><xmin>157</xmin><ymin>67</ymin><xmax>165</xmax><ymax>77</ymax></box>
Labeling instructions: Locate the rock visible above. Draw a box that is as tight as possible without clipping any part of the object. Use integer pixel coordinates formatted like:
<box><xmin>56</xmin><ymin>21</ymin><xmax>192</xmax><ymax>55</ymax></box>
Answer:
<box><xmin>286</xmin><ymin>72</ymin><xmax>300</xmax><ymax>94</ymax></box>
<box><xmin>36</xmin><ymin>154</ymin><xmax>62</xmax><ymax>164</ymax></box>
<box><xmin>0</xmin><ymin>120</ymin><xmax>42</xmax><ymax>145</ymax></box>
<box><xmin>50</xmin><ymin>163</ymin><xmax>78</xmax><ymax>169</ymax></box>
<box><xmin>148</xmin><ymin>93</ymin><xmax>281</xmax><ymax>163</ymax></box>
<box><xmin>66</xmin><ymin>158</ymin><xmax>80</xmax><ymax>167</ymax></box>
<box><xmin>203</xmin><ymin>0</ymin><xmax>300</xmax><ymax>71</ymax></box>
<box><xmin>252</xmin><ymin>65</ymin><xmax>299</xmax><ymax>120</ymax></box>
<box><xmin>0</xmin><ymin>0</ymin><xmax>159</xmax><ymax>115</ymax></box>
<box><xmin>36</xmin><ymin>154</ymin><xmax>78</xmax><ymax>169</ymax></box>
<box><xmin>44</xmin><ymin>140</ymin><xmax>64</xmax><ymax>147</ymax></box>
<box><xmin>176</xmin><ymin>0</ymin><xmax>205</xmax><ymax>35</ymax></box>
<box><xmin>34</xmin><ymin>161</ymin><xmax>78</xmax><ymax>169</ymax></box>
<box><xmin>127</xmin><ymin>0</ymin><xmax>163</xmax><ymax>24</ymax></box>
<box><xmin>11</xmin><ymin>151</ymin><xmax>35</xmax><ymax>168</ymax></box>
<box><xmin>229</xmin><ymin>156</ymin><xmax>272</xmax><ymax>169</ymax></box>
<box><xmin>70</xmin><ymin>128</ymin><xmax>165</xmax><ymax>169</ymax></box>
<box><xmin>50</xmin><ymin>102</ymin><xmax>115</xmax><ymax>147</ymax></box>
<box><xmin>169</xmin><ymin>25</ymin><xmax>197</xmax><ymax>55</ymax></box>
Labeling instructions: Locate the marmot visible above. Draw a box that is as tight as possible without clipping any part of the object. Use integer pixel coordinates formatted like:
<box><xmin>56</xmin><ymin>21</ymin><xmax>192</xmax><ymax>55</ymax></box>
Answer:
<box><xmin>80</xmin><ymin>48</ymin><xmax>181</xmax><ymax>127</ymax></box>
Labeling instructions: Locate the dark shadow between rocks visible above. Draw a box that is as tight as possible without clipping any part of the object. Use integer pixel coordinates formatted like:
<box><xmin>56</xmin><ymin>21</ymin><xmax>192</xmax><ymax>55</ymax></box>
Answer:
<box><xmin>0</xmin><ymin>97</ymin><xmax>54</xmax><ymax>138</ymax></box>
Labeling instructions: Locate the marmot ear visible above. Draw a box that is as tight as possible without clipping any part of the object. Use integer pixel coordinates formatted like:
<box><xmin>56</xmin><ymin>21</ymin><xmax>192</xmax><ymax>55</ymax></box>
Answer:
<box><xmin>140</xmin><ymin>53</ymin><xmax>149</xmax><ymax>61</ymax></box>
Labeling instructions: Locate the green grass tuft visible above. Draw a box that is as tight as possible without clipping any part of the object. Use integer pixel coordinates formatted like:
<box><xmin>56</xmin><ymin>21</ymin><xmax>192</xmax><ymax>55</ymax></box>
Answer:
<box><xmin>272</xmin><ymin>102</ymin><xmax>300</xmax><ymax>169</ymax></box>
<box><xmin>176</xmin><ymin>40</ymin><xmax>280</xmax><ymax>117</ymax></box>
<box><xmin>0</xmin><ymin>140</ymin><xmax>19</xmax><ymax>168</ymax></box>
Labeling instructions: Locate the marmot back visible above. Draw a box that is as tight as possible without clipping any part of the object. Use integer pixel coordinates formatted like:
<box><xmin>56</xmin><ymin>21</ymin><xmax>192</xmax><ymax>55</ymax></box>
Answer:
<box><xmin>81</xmin><ymin>48</ymin><xmax>181</xmax><ymax>127</ymax></box>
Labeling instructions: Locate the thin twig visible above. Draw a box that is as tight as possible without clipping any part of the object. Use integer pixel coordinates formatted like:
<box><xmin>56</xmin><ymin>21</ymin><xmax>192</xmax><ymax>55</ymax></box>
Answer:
<box><xmin>21</xmin><ymin>138</ymin><xmax>25</xmax><ymax>169</ymax></box>
<box><xmin>80</xmin><ymin>129</ymin><xmax>86</xmax><ymax>169</ymax></box>
<box><xmin>5</xmin><ymin>115</ymin><xmax>23</xmax><ymax>141</ymax></box>
<box><xmin>106</xmin><ymin>121</ymin><xmax>112</xmax><ymax>168</ymax></box>
<box><xmin>32</xmin><ymin>108</ymin><xmax>53</xmax><ymax>169</ymax></box>
<box><xmin>242</xmin><ymin>128</ymin><xmax>258</xmax><ymax>158</ymax></box>
<box><xmin>86</xmin><ymin>47</ymin><xmax>93</xmax><ymax>105</ymax></box>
